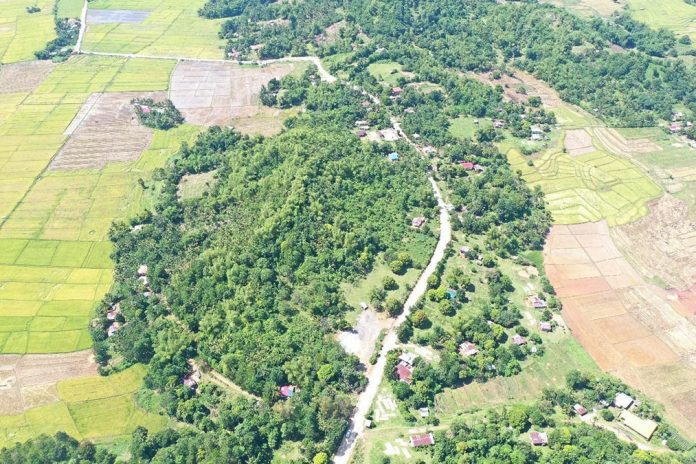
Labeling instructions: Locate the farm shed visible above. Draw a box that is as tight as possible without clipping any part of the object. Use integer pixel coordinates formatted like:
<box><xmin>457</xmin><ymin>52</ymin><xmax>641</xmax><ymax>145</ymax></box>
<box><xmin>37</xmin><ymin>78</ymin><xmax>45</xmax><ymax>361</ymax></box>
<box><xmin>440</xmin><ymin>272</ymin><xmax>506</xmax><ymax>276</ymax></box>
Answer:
<box><xmin>620</xmin><ymin>410</ymin><xmax>658</xmax><ymax>440</ymax></box>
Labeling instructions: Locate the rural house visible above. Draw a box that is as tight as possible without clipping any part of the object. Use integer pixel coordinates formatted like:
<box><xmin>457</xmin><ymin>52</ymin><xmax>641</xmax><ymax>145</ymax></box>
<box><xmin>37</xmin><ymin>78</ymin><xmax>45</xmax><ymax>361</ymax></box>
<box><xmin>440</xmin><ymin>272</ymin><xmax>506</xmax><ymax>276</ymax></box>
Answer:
<box><xmin>614</xmin><ymin>392</ymin><xmax>634</xmax><ymax>409</ymax></box>
<box><xmin>106</xmin><ymin>303</ymin><xmax>121</xmax><ymax>321</ymax></box>
<box><xmin>380</xmin><ymin>128</ymin><xmax>400</xmax><ymax>141</ymax></box>
<box><xmin>107</xmin><ymin>322</ymin><xmax>122</xmax><ymax>337</ymax></box>
<box><xmin>529</xmin><ymin>431</ymin><xmax>548</xmax><ymax>446</ymax></box>
<box><xmin>183</xmin><ymin>365</ymin><xmax>202</xmax><ymax>390</ymax></box>
<box><xmin>395</xmin><ymin>361</ymin><xmax>413</xmax><ymax>384</ymax></box>
<box><xmin>388</xmin><ymin>152</ymin><xmax>399</xmax><ymax>162</ymax></box>
<box><xmin>459</xmin><ymin>341</ymin><xmax>479</xmax><ymax>357</ymax></box>
<box><xmin>540</xmin><ymin>321</ymin><xmax>552</xmax><ymax>332</ymax></box>
<box><xmin>512</xmin><ymin>334</ymin><xmax>527</xmax><ymax>346</ymax></box>
<box><xmin>357</xmin><ymin>129</ymin><xmax>367</xmax><ymax>138</ymax></box>
<box><xmin>619</xmin><ymin>410</ymin><xmax>658</xmax><ymax>440</ymax></box>
<box><xmin>391</xmin><ymin>87</ymin><xmax>403</xmax><ymax>96</ymax></box>
<box><xmin>573</xmin><ymin>404</ymin><xmax>588</xmax><ymax>416</ymax></box>
<box><xmin>137</xmin><ymin>264</ymin><xmax>148</xmax><ymax>276</ymax></box>
<box><xmin>409</xmin><ymin>433</ymin><xmax>434</xmax><ymax>447</ymax></box>
<box><xmin>399</xmin><ymin>352</ymin><xmax>417</xmax><ymax>366</ymax></box>
<box><xmin>280</xmin><ymin>385</ymin><xmax>297</xmax><ymax>398</ymax></box>
<box><xmin>459</xmin><ymin>161</ymin><xmax>475</xmax><ymax>170</ymax></box>
<box><xmin>411</xmin><ymin>216</ymin><xmax>426</xmax><ymax>228</ymax></box>
<box><xmin>528</xmin><ymin>295</ymin><xmax>547</xmax><ymax>308</ymax></box>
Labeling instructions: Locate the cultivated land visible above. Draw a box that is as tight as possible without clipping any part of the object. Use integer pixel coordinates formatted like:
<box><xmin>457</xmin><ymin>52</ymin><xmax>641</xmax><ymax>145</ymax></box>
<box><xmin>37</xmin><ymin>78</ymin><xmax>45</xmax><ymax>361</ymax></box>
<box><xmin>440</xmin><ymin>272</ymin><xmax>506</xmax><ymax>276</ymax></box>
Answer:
<box><xmin>626</xmin><ymin>0</ymin><xmax>696</xmax><ymax>42</ymax></box>
<box><xmin>545</xmin><ymin>222</ymin><xmax>696</xmax><ymax>439</ymax></box>
<box><xmin>82</xmin><ymin>0</ymin><xmax>226</xmax><ymax>59</ymax></box>
<box><xmin>542</xmin><ymin>0</ymin><xmax>621</xmax><ymax>17</ymax></box>
<box><xmin>0</xmin><ymin>0</ymin><xmax>56</xmax><ymax>64</ymax></box>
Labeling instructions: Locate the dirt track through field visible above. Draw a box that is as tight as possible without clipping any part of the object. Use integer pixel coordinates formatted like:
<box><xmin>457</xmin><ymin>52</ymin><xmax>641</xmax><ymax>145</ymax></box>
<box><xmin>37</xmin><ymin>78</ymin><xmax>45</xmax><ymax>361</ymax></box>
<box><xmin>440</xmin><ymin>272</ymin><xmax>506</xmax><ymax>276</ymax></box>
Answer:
<box><xmin>0</xmin><ymin>350</ymin><xmax>97</xmax><ymax>414</ymax></box>
<box><xmin>545</xmin><ymin>222</ymin><xmax>696</xmax><ymax>438</ymax></box>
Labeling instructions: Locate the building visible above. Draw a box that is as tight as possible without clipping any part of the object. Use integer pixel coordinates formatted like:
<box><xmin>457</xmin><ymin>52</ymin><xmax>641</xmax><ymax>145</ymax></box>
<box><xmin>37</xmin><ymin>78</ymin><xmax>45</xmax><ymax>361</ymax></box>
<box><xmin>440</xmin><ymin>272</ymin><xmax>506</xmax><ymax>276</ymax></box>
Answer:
<box><xmin>411</xmin><ymin>216</ymin><xmax>426</xmax><ymax>228</ymax></box>
<box><xmin>388</xmin><ymin>152</ymin><xmax>399</xmax><ymax>162</ymax></box>
<box><xmin>512</xmin><ymin>334</ymin><xmax>527</xmax><ymax>346</ymax></box>
<box><xmin>528</xmin><ymin>295</ymin><xmax>548</xmax><ymax>308</ymax></box>
<box><xmin>399</xmin><ymin>352</ymin><xmax>417</xmax><ymax>366</ymax></box>
<box><xmin>379</xmin><ymin>128</ymin><xmax>400</xmax><ymax>142</ymax></box>
<box><xmin>529</xmin><ymin>431</ymin><xmax>548</xmax><ymax>446</ymax></box>
<box><xmin>459</xmin><ymin>341</ymin><xmax>479</xmax><ymax>357</ymax></box>
<box><xmin>391</xmin><ymin>87</ymin><xmax>403</xmax><ymax>96</ymax></box>
<box><xmin>360</xmin><ymin>301</ymin><xmax>369</xmax><ymax>310</ymax></box>
<box><xmin>107</xmin><ymin>322</ymin><xmax>122</xmax><ymax>337</ymax></box>
<box><xmin>410</xmin><ymin>433</ymin><xmax>435</xmax><ymax>448</ymax></box>
<box><xmin>669</xmin><ymin>123</ymin><xmax>682</xmax><ymax>134</ymax></box>
<box><xmin>574</xmin><ymin>404</ymin><xmax>588</xmax><ymax>416</ymax></box>
<box><xmin>106</xmin><ymin>303</ymin><xmax>121</xmax><ymax>321</ymax></box>
<box><xmin>423</xmin><ymin>146</ymin><xmax>437</xmax><ymax>155</ymax></box>
<box><xmin>280</xmin><ymin>385</ymin><xmax>296</xmax><ymax>398</ymax></box>
<box><xmin>614</xmin><ymin>392</ymin><xmax>634</xmax><ymax>409</ymax></box>
<box><xmin>418</xmin><ymin>407</ymin><xmax>430</xmax><ymax>418</ymax></box>
<box><xmin>493</xmin><ymin>119</ymin><xmax>505</xmax><ymax>129</ymax></box>
<box><xmin>540</xmin><ymin>321</ymin><xmax>552</xmax><ymax>332</ymax></box>
<box><xmin>620</xmin><ymin>410</ymin><xmax>658</xmax><ymax>440</ymax></box>
<box><xmin>474</xmin><ymin>164</ymin><xmax>486</xmax><ymax>172</ymax></box>
<box><xmin>183</xmin><ymin>366</ymin><xmax>202</xmax><ymax>390</ymax></box>
<box><xmin>395</xmin><ymin>361</ymin><xmax>413</xmax><ymax>384</ymax></box>
<box><xmin>460</xmin><ymin>246</ymin><xmax>471</xmax><ymax>256</ymax></box>
<box><xmin>355</xmin><ymin>120</ymin><xmax>369</xmax><ymax>127</ymax></box>
<box><xmin>459</xmin><ymin>161</ymin><xmax>475</xmax><ymax>170</ymax></box>
<box><xmin>357</xmin><ymin>129</ymin><xmax>367</xmax><ymax>138</ymax></box>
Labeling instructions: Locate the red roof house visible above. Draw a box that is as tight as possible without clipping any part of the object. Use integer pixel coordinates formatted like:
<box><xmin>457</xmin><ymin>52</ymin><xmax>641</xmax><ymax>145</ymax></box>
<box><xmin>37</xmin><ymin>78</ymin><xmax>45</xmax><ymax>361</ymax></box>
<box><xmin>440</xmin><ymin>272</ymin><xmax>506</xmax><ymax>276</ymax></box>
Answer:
<box><xmin>411</xmin><ymin>216</ymin><xmax>426</xmax><ymax>228</ymax></box>
<box><xmin>395</xmin><ymin>361</ymin><xmax>413</xmax><ymax>384</ymax></box>
<box><xmin>459</xmin><ymin>161</ymin><xmax>475</xmax><ymax>170</ymax></box>
<box><xmin>107</xmin><ymin>322</ymin><xmax>122</xmax><ymax>337</ymax></box>
<box><xmin>280</xmin><ymin>385</ymin><xmax>296</xmax><ymax>398</ymax></box>
<box><xmin>409</xmin><ymin>433</ymin><xmax>435</xmax><ymax>447</ymax></box>
<box><xmin>528</xmin><ymin>296</ymin><xmax>547</xmax><ymax>308</ymax></box>
<box><xmin>574</xmin><ymin>404</ymin><xmax>588</xmax><ymax>416</ymax></box>
<box><xmin>357</xmin><ymin>129</ymin><xmax>367</xmax><ymax>138</ymax></box>
<box><xmin>540</xmin><ymin>321</ymin><xmax>552</xmax><ymax>332</ymax></box>
<box><xmin>459</xmin><ymin>341</ymin><xmax>479</xmax><ymax>357</ymax></box>
<box><xmin>530</xmin><ymin>431</ymin><xmax>548</xmax><ymax>446</ymax></box>
<box><xmin>106</xmin><ymin>303</ymin><xmax>121</xmax><ymax>321</ymax></box>
<box><xmin>512</xmin><ymin>334</ymin><xmax>527</xmax><ymax>346</ymax></box>
<box><xmin>391</xmin><ymin>87</ymin><xmax>403</xmax><ymax>96</ymax></box>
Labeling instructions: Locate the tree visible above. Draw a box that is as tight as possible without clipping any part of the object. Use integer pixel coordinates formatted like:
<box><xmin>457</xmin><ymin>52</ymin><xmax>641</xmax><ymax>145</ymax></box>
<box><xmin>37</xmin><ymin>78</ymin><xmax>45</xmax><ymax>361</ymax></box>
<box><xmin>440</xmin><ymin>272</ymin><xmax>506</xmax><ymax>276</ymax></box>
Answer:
<box><xmin>382</xmin><ymin>275</ymin><xmax>398</xmax><ymax>291</ymax></box>
<box><xmin>566</xmin><ymin>370</ymin><xmax>590</xmax><ymax>391</ymax></box>
<box><xmin>314</xmin><ymin>452</ymin><xmax>329</xmax><ymax>464</ymax></box>
<box><xmin>385</xmin><ymin>297</ymin><xmax>403</xmax><ymax>317</ymax></box>
<box><xmin>412</xmin><ymin>310</ymin><xmax>428</xmax><ymax>328</ymax></box>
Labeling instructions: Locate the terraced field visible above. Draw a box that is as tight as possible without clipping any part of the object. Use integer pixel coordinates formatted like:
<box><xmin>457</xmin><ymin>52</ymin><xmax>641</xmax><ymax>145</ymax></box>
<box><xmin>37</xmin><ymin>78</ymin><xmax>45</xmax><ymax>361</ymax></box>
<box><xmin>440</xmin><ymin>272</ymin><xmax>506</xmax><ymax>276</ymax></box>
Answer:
<box><xmin>82</xmin><ymin>0</ymin><xmax>225</xmax><ymax>58</ymax></box>
<box><xmin>0</xmin><ymin>0</ymin><xmax>56</xmax><ymax>64</ymax></box>
<box><xmin>506</xmin><ymin>131</ymin><xmax>662</xmax><ymax>226</ymax></box>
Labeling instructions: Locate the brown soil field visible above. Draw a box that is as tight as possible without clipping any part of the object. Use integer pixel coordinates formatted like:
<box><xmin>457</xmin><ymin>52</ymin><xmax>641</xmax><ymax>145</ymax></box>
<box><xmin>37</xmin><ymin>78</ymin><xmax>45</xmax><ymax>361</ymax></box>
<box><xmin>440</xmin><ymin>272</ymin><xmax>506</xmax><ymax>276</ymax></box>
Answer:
<box><xmin>0</xmin><ymin>350</ymin><xmax>97</xmax><ymax>414</ymax></box>
<box><xmin>545</xmin><ymin>222</ymin><xmax>696</xmax><ymax>438</ymax></box>
<box><xmin>592</xmin><ymin>127</ymin><xmax>661</xmax><ymax>158</ymax></box>
<box><xmin>611</xmin><ymin>195</ymin><xmax>696</xmax><ymax>294</ymax></box>
<box><xmin>471</xmin><ymin>69</ymin><xmax>564</xmax><ymax>108</ymax></box>
<box><xmin>564</xmin><ymin>129</ymin><xmax>595</xmax><ymax>157</ymax></box>
<box><xmin>0</xmin><ymin>61</ymin><xmax>56</xmax><ymax>94</ymax></box>
<box><xmin>51</xmin><ymin>91</ymin><xmax>165</xmax><ymax>171</ymax></box>
<box><xmin>169</xmin><ymin>61</ymin><xmax>297</xmax><ymax>133</ymax></box>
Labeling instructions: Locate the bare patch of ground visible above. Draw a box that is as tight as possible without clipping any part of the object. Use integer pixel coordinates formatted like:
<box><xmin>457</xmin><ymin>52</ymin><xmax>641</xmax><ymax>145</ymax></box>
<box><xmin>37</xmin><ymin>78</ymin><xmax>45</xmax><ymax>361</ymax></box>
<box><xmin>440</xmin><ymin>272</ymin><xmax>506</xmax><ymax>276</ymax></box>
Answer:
<box><xmin>316</xmin><ymin>20</ymin><xmax>346</xmax><ymax>46</ymax></box>
<box><xmin>337</xmin><ymin>308</ymin><xmax>390</xmax><ymax>365</ymax></box>
<box><xmin>612</xmin><ymin>195</ymin><xmax>696</xmax><ymax>294</ymax></box>
<box><xmin>592</xmin><ymin>127</ymin><xmax>662</xmax><ymax>157</ymax></box>
<box><xmin>471</xmin><ymin>69</ymin><xmax>565</xmax><ymax>108</ymax></box>
<box><xmin>0</xmin><ymin>61</ymin><xmax>55</xmax><ymax>94</ymax></box>
<box><xmin>564</xmin><ymin>129</ymin><xmax>595</xmax><ymax>156</ymax></box>
<box><xmin>86</xmin><ymin>9</ymin><xmax>151</xmax><ymax>24</ymax></box>
<box><xmin>0</xmin><ymin>350</ymin><xmax>97</xmax><ymax>414</ymax></box>
<box><xmin>50</xmin><ymin>91</ymin><xmax>164</xmax><ymax>170</ymax></box>
<box><xmin>545</xmin><ymin>222</ymin><xmax>696</xmax><ymax>438</ymax></box>
<box><xmin>169</xmin><ymin>61</ymin><xmax>297</xmax><ymax>130</ymax></box>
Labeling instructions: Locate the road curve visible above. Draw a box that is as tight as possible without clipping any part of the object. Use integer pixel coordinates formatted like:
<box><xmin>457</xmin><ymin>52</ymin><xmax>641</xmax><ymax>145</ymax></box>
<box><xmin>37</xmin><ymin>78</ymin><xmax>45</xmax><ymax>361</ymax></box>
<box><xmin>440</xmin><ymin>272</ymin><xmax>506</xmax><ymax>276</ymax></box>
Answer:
<box><xmin>333</xmin><ymin>177</ymin><xmax>451</xmax><ymax>464</ymax></box>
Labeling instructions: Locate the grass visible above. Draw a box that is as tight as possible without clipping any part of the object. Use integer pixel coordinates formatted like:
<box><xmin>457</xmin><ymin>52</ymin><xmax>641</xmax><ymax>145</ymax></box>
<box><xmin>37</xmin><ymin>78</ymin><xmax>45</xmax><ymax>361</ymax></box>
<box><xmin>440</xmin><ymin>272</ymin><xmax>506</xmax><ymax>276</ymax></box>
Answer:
<box><xmin>82</xmin><ymin>0</ymin><xmax>226</xmax><ymax>59</ymax></box>
<box><xmin>0</xmin><ymin>365</ymin><xmax>169</xmax><ymax>447</ymax></box>
<box><xmin>0</xmin><ymin>0</ymin><xmax>56</xmax><ymax>64</ymax></box>
<box><xmin>0</xmin><ymin>55</ymin><xmax>199</xmax><ymax>354</ymax></box>
<box><xmin>449</xmin><ymin>115</ymin><xmax>492</xmax><ymax>139</ymax></box>
<box><xmin>504</xmin><ymin>131</ymin><xmax>662</xmax><ymax>226</ymax></box>
<box><xmin>367</xmin><ymin>61</ymin><xmax>405</xmax><ymax>87</ymax></box>
<box><xmin>625</xmin><ymin>0</ymin><xmax>696</xmax><ymax>43</ymax></box>
<box><xmin>57</xmin><ymin>0</ymin><xmax>85</xmax><ymax>18</ymax></box>
<box><xmin>178</xmin><ymin>170</ymin><xmax>217</xmax><ymax>201</ymax></box>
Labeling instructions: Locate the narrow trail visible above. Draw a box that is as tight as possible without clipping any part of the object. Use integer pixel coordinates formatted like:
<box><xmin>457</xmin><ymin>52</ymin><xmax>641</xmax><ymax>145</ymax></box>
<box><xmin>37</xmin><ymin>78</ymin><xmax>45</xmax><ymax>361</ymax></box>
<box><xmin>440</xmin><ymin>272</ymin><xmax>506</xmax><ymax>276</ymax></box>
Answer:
<box><xmin>74</xmin><ymin>0</ymin><xmax>88</xmax><ymax>54</ymax></box>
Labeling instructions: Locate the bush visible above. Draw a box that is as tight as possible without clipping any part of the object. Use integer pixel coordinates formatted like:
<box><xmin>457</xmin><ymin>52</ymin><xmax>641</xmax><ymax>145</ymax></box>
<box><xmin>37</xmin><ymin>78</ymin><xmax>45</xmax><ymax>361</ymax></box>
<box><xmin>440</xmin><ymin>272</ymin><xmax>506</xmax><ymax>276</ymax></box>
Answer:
<box><xmin>385</xmin><ymin>297</ymin><xmax>402</xmax><ymax>317</ymax></box>
<box><xmin>600</xmin><ymin>409</ymin><xmax>615</xmax><ymax>421</ymax></box>
<box><xmin>382</xmin><ymin>276</ymin><xmax>398</xmax><ymax>291</ymax></box>
<box><xmin>412</xmin><ymin>310</ymin><xmax>428</xmax><ymax>328</ymax></box>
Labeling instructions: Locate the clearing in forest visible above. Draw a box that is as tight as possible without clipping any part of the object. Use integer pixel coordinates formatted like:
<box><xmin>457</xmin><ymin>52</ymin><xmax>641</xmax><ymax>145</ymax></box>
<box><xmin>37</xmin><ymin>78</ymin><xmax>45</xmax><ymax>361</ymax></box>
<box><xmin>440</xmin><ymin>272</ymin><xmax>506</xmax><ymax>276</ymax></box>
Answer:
<box><xmin>541</xmin><ymin>0</ymin><xmax>621</xmax><ymax>18</ymax></box>
<box><xmin>0</xmin><ymin>0</ymin><xmax>56</xmax><ymax>64</ymax></box>
<box><xmin>544</xmin><ymin>222</ymin><xmax>696</xmax><ymax>439</ymax></box>
<box><xmin>82</xmin><ymin>0</ymin><xmax>226</xmax><ymax>59</ymax></box>
<box><xmin>169</xmin><ymin>61</ymin><xmax>303</xmax><ymax>134</ymax></box>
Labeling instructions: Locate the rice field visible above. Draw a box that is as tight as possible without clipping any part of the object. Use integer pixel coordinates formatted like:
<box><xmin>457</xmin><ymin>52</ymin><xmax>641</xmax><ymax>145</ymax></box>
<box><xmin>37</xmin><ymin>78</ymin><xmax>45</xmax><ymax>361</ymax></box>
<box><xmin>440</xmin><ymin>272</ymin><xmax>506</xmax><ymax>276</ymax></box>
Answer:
<box><xmin>506</xmin><ymin>132</ymin><xmax>662</xmax><ymax>226</ymax></box>
<box><xmin>0</xmin><ymin>364</ymin><xmax>168</xmax><ymax>446</ymax></box>
<box><xmin>82</xmin><ymin>0</ymin><xmax>226</xmax><ymax>59</ymax></box>
<box><xmin>0</xmin><ymin>0</ymin><xmax>56</xmax><ymax>64</ymax></box>
<box><xmin>625</xmin><ymin>0</ymin><xmax>696</xmax><ymax>43</ymax></box>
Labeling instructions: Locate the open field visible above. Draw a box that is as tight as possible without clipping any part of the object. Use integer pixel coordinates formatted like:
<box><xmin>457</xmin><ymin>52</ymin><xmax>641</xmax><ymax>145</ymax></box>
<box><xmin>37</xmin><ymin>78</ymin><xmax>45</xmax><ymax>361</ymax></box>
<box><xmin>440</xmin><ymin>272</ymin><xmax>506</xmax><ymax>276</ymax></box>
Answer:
<box><xmin>506</xmin><ymin>132</ymin><xmax>662</xmax><ymax>226</ymax></box>
<box><xmin>544</xmin><ymin>222</ymin><xmax>696</xmax><ymax>439</ymax></box>
<box><xmin>448</xmin><ymin>116</ymin><xmax>492</xmax><ymax>140</ymax></box>
<box><xmin>57</xmin><ymin>0</ymin><xmax>85</xmax><ymax>18</ymax></box>
<box><xmin>0</xmin><ymin>364</ymin><xmax>168</xmax><ymax>446</ymax></box>
<box><xmin>82</xmin><ymin>0</ymin><xmax>225</xmax><ymax>59</ymax></box>
<box><xmin>170</xmin><ymin>61</ymin><xmax>305</xmax><ymax>133</ymax></box>
<box><xmin>542</xmin><ymin>0</ymin><xmax>621</xmax><ymax>17</ymax></box>
<box><xmin>0</xmin><ymin>0</ymin><xmax>56</xmax><ymax>64</ymax></box>
<box><xmin>626</xmin><ymin>0</ymin><xmax>696</xmax><ymax>42</ymax></box>
<box><xmin>367</xmin><ymin>62</ymin><xmax>407</xmax><ymax>87</ymax></box>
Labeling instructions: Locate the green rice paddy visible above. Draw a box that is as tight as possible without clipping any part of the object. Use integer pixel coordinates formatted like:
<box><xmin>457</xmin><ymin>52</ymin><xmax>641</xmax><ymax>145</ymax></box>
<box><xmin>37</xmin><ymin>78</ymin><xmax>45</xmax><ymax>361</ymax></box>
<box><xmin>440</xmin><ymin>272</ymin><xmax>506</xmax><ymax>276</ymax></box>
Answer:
<box><xmin>82</xmin><ymin>0</ymin><xmax>226</xmax><ymax>59</ymax></box>
<box><xmin>505</xmin><ymin>133</ymin><xmax>662</xmax><ymax>226</ymax></box>
<box><xmin>0</xmin><ymin>365</ymin><xmax>169</xmax><ymax>446</ymax></box>
<box><xmin>0</xmin><ymin>0</ymin><xmax>56</xmax><ymax>64</ymax></box>
<box><xmin>626</xmin><ymin>0</ymin><xmax>696</xmax><ymax>43</ymax></box>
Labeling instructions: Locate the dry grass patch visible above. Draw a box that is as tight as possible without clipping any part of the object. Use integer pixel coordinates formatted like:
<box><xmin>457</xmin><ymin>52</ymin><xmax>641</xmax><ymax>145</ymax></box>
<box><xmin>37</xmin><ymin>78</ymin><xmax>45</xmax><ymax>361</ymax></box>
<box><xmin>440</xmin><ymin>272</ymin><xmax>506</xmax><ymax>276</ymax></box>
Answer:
<box><xmin>0</xmin><ymin>61</ymin><xmax>56</xmax><ymax>94</ymax></box>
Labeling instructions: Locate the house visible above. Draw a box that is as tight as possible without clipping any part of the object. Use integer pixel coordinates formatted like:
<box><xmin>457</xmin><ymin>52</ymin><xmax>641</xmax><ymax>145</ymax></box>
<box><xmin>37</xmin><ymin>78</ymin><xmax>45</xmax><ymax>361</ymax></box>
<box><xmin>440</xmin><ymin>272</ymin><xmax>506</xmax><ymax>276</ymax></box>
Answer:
<box><xmin>388</xmin><ymin>152</ymin><xmax>400</xmax><ymax>162</ymax></box>
<box><xmin>355</xmin><ymin>120</ymin><xmax>369</xmax><ymax>127</ymax></box>
<box><xmin>493</xmin><ymin>119</ymin><xmax>505</xmax><ymax>129</ymax></box>
<box><xmin>107</xmin><ymin>322</ymin><xmax>122</xmax><ymax>337</ymax></box>
<box><xmin>620</xmin><ymin>410</ymin><xmax>658</xmax><ymax>440</ymax></box>
<box><xmin>137</xmin><ymin>264</ymin><xmax>148</xmax><ymax>276</ymax></box>
<box><xmin>399</xmin><ymin>352</ymin><xmax>417</xmax><ymax>366</ymax></box>
<box><xmin>574</xmin><ymin>404</ymin><xmax>588</xmax><ymax>416</ymax></box>
<box><xmin>404</xmin><ymin>107</ymin><xmax>415</xmax><ymax>114</ymax></box>
<box><xmin>529</xmin><ymin>431</ymin><xmax>548</xmax><ymax>446</ymax></box>
<box><xmin>459</xmin><ymin>161</ymin><xmax>475</xmax><ymax>170</ymax></box>
<box><xmin>669</xmin><ymin>123</ymin><xmax>682</xmax><ymax>134</ymax></box>
<box><xmin>540</xmin><ymin>321</ymin><xmax>553</xmax><ymax>332</ymax></box>
<box><xmin>614</xmin><ymin>392</ymin><xmax>634</xmax><ymax>409</ymax></box>
<box><xmin>357</xmin><ymin>129</ymin><xmax>367</xmax><ymax>138</ymax></box>
<box><xmin>411</xmin><ymin>216</ymin><xmax>426</xmax><ymax>228</ymax></box>
<box><xmin>531</xmin><ymin>126</ymin><xmax>544</xmax><ymax>141</ymax></box>
<box><xmin>418</xmin><ymin>407</ymin><xmax>430</xmax><ymax>418</ymax></box>
<box><xmin>395</xmin><ymin>361</ymin><xmax>413</xmax><ymax>384</ymax></box>
<box><xmin>459</xmin><ymin>341</ymin><xmax>479</xmax><ymax>357</ymax></box>
<box><xmin>512</xmin><ymin>334</ymin><xmax>527</xmax><ymax>346</ymax></box>
<box><xmin>409</xmin><ymin>433</ymin><xmax>435</xmax><ymax>448</ymax></box>
<box><xmin>473</xmin><ymin>164</ymin><xmax>486</xmax><ymax>172</ymax></box>
<box><xmin>445</xmin><ymin>288</ymin><xmax>458</xmax><ymax>300</ymax></box>
<box><xmin>139</xmin><ymin>105</ymin><xmax>152</xmax><ymax>114</ymax></box>
<box><xmin>131</xmin><ymin>224</ymin><xmax>144</xmax><ymax>232</ymax></box>
<box><xmin>106</xmin><ymin>303</ymin><xmax>121</xmax><ymax>321</ymax></box>
<box><xmin>460</xmin><ymin>246</ymin><xmax>471</xmax><ymax>256</ymax></box>
<box><xmin>672</xmin><ymin>111</ymin><xmax>684</xmax><ymax>121</ymax></box>
<box><xmin>183</xmin><ymin>366</ymin><xmax>202</xmax><ymax>390</ymax></box>
<box><xmin>391</xmin><ymin>87</ymin><xmax>403</xmax><ymax>96</ymax></box>
<box><xmin>379</xmin><ymin>128</ymin><xmax>400</xmax><ymax>142</ymax></box>
<box><xmin>279</xmin><ymin>385</ymin><xmax>296</xmax><ymax>398</ymax></box>
<box><xmin>360</xmin><ymin>301</ymin><xmax>369</xmax><ymax>310</ymax></box>
<box><xmin>528</xmin><ymin>295</ymin><xmax>548</xmax><ymax>308</ymax></box>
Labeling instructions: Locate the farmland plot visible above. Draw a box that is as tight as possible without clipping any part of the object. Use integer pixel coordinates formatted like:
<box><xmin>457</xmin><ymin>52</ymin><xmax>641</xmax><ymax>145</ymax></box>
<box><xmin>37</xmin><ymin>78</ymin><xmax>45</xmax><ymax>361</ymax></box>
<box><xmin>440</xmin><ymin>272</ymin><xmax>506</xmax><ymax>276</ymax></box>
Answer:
<box><xmin>0</xmin><ymin>0</ymin><xmax>56</xmax><ymax>64</ymax></box>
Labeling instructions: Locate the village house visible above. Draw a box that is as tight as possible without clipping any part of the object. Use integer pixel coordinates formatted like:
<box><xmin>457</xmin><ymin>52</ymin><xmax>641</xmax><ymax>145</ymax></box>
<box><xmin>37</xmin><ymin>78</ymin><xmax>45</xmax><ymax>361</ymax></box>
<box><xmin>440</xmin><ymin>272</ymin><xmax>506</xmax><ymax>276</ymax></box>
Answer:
<box><xmin>574</xmin><ymin>404</ymin><xmax>588</xmax><ymax>416</ymax></box>
<box><xmin>614</xmin><ymin>392</ymin><xmax>634</xmax><ymax>409</ymax></box>
<box><xmin>529</xmin><ymin>431</ymin><xmax>548</xmax><ymax>446</ymax></box>
<box><xmin>459</xmin><ymin>341</ymin><xmax>479</xmax><ymax>357</ymax></box>
<box><xmin>460</xmin><ymin>245</ymin><xmax>471</xmax><ymax>256</ymax></box>
<box><xmin>473</xmin><ymin>164</ymin><xmax>486</xmax><ymax>173</ymax></box>
<box><xmin>399</xmin><ymin>352</ymin><xmax>417</xmax><ymax>366</ymax></box>
<box><xmin>459</xmin><ymin>161</ymin><xmax>475</xmax><ymax>170</ymax></box>
<box><xmin>183</xmin><ymin>364</ymin><xmax>202</xmax><ymax>390</ymax></box>
<box><xmin>418</xmin><ymin>407</ymin><xmax>430</xmax><ymax>418</ymax></box>
<box><xmin>106</xmin><ymin>303</ymin><xmax>121</xmax><ymax>321</ymax></box>
<box><xmin>355</xmin><ymin>120</ymin><xmax>369</xmax><ymax>127</ymax></box>
<box><xmin>512</xmin><ymin>334</ymin><xmax>527</xmax><ymax>346</ymax></box>
<box><xmin>528</xmin><ymin>295</ymin><xmax>547</xmax><ymax>308</ymax></box>
<box><xmin>279</xmin><ymin>385</ymin><xmax>297</xmax><ymax>398</ymax></box>
<box><xmin>357</xmin><ymin>129</ymin><xmax>367</xmax><ymax>138</ymax></box>
<box><xmin>423</xmin><ymin>146</ymin><xmax>437</xmax><ymax>155</ymax></box>
<box><xmin>395</xmin><ymin>361</ymin><xmax>413</xmax><ymax>384</ymax></box>
<box><xmin>620</xmin><ymin>410</ymin><xmax>658</xmax><ymax>440</ymax></box>
<box><xmin>540</xmin><ymin>321</ymin><xmax>553</xmax><ymax>332</ymax></box>
<box><xmin>391</xmin><ymin>87</ymin><xmax>403</xmax><ymax>96</ymax></box>
<box><xmin>379</xmin><ymin>128</ymin><xmax>400</xmax><ymax>142</ymax></box>
<box><xmin>669</xmin><ymin>122</ymin><xmax>682</xmax><ymax>134</ymax></box>
<box><xmin>493</xmin><ymin>119</ymin><xmax>505</xmax><ymax>129</ymax></box>
<box><xmin>409</xmin><ymin>432</ymin><xmax>435</xmax><ymax>448</ymax></box>
<box><xmin>411</xmin><ymin>216</ymin><xmax>426</xmax><ymax>228</ymax></box>
<box><xmin>531</xmin><ymin>126</ymin><xmax>544</xmax><ymax>141</ymax></box>
<box><xmin>138</xmin><ymin>275</ymin><xmax>149</xmax><ymax>286</ymax></box>
<box><xmin>360</xmin><ymin>301</ymin><xmax>369</xmax><ymax>310</ymax></box>
<box><xmin>446</xmin><ymin>288</ymin><xmax>458</xmax><ymax>300</ymax></box>
<box><xmin>107</xmin><ymin>322</ymin><xmax>122</xmax><ymax>337</ymax></box>
<box><xmin>404</xmin><ymin>107</ymin><xmax>415</xmax><ymax>114</ymax></box>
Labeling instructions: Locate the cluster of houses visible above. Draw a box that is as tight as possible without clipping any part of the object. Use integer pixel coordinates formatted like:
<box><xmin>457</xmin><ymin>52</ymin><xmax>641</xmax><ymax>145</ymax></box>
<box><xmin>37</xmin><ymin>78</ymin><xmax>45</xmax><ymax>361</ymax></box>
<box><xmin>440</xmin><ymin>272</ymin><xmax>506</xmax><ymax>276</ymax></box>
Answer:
<box><xmin>670</xmin><ymin>111</ymin><xmax>694</xmax><ymax>134</ymax></box>
<box><xmin>106</xmin><ymin>303</ymin><xmax>122</xmax><ymax>337</ymax></box>
<box><xmin>355</xmin><ymin>120</ymin><xmax>370</xmax><ymax>138</ymax></box>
